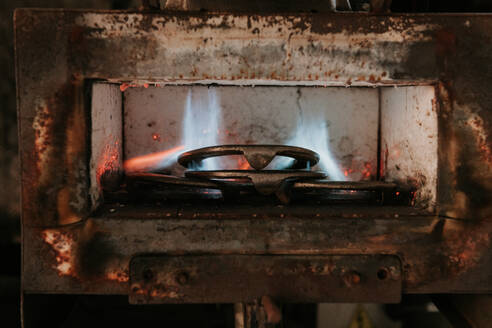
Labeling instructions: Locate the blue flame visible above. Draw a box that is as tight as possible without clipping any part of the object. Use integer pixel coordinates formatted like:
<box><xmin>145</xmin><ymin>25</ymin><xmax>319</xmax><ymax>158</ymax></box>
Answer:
<box><xmin>286</xmin><ymin>122</ymin><xmax>345</xmax><ymax>180</ymax></box>
<box><xmin>132</xmin><ymin>87</ymin><xmax>344</xmax><ymax>181</ymax></box>
<box><xmin>284</xmin><ymin>100</ymin><xmax>345</xmax><ymax>181</ymax></box>
<box><xmin>182</xmin><ymin>88</ymin><xmax>221</xmax><ymax>170</ymax></box>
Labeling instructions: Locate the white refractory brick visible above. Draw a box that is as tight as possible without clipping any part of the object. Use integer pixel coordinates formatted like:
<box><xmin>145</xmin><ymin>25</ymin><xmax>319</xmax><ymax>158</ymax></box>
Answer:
<box><xmin>123</xmin><ymin>85</ymin><xmax>379</xmax><ymax>180</ymax></box>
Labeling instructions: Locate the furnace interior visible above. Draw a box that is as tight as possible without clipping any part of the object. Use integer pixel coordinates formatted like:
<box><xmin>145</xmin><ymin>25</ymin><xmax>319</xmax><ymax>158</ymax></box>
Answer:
<box><xmin>90</xmin><ymin>83</ymin><xmax>437</xmax><ymax>210</ymax></box>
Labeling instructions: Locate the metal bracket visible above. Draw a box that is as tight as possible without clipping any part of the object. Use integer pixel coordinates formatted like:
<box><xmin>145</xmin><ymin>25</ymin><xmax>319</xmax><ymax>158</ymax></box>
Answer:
<box><xmin>129</xmin><ymin>255</ymin><xmax>402</xmax><ymax>304</ymax></box>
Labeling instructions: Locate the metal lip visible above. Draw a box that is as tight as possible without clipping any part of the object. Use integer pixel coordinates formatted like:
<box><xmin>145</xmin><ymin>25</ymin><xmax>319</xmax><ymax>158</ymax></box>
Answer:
<box><xmin>293</xmin><ymin>180</ymin><xmax>398</xmax><ymax>190</ymax></box>
<box><xmin>185</xmin><ymin>169</ymin><xmax>325</xmax><ymax>179</ymax></box>
<box><xmin>178</xmin><ymin>144</ymin><xmax>320</xmax><ymax>170</ymax></box>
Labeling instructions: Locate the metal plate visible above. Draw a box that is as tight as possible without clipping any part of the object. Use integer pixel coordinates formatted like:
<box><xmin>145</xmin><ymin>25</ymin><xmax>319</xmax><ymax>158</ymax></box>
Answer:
<box><xmin>129</xmin><ymin>255</ymin><xmax>402</xmax><ymax>304</ymax></box>
<box><xmin>178</xmin><ymin>145</ymin><xmax>319</xmax><ymax>170</ymax></box>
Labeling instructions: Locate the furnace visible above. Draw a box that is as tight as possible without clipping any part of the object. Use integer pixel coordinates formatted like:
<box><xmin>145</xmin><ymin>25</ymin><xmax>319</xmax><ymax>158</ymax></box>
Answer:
<box><xmin>15</xmin><ymin>7</ymin><xmax>492</xmax><ymax>327</ymax></box>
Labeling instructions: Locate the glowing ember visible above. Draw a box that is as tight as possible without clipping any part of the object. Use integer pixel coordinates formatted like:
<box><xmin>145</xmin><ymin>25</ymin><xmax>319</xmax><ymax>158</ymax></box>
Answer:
<box><xmin>361</xmin><ymin>162</ymin><xmax>372</xmax><ymax>179</ymax></box>
<box><xmin>42</xmin><ymin>230</ymin><xmax>75</xmax><ymax>277</ymax></box>
<box><xmin>124</xmin><ymin>145</ymin><xmax>185</xmax><ymax>172</ymax></box>
<box><xmin>96</xmin><ymin>142</ymin><xmax>120</xmax><ymax>186</ymax></box>
<box><xmin>343</xmin><ymin>168</ymin><xmax>354</xmax><ymax>178</ymax></box>
<box><xmin>237</xmin><ymin>157</ymin><xmax>252</xmax><ymax>170</ymax></box>
<box><xmin>120</xmin><ymin>83</ymin><xmax>134</xmax><ymax>92</ymax></box>
<box><xmin>152</xmin><ymin>133</ymin><xmax>161</xmax><ymax>141</ymax></box>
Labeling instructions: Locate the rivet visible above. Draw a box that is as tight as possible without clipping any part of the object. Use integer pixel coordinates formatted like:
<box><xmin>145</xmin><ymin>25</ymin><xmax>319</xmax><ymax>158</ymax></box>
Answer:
<box><xmin>142</xmin><ymin>268</ymin><xmax>154</xmax><ymax>281</ymax></box>
<box><xmin>377</xmin><ymin>267</ymin><xmax>389</xmax><ymax>280</ymax></box>
<box><xmin>176</xmin><ymin>272</ymin><xmax>189</xmax><ymax>285</ymax></box>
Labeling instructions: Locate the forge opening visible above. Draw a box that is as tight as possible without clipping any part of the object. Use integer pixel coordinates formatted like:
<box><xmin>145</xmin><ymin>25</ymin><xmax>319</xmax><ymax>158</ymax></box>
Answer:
<box><xmin>90</xmin><ymin>83</ymin><xmax>437</xmax><ymax>210</ymax></box>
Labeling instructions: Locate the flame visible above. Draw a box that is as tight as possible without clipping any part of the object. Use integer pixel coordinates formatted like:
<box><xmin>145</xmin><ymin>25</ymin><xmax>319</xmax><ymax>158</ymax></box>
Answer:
<box><xmin>237</xmin><ymin>157</ymin><xmax>252</xmax><ymax>170</ymax></box>
<box><xmin>181</xmin><ymin>88</ymin><xmax>221</xmax><ymax>170</ymax></box>
<box><xmin>121</xmin><ymin>87</ymin><xmax>347</xmax><ymax>177</ymax></box>
<box><xmin>124</xmin><ymin>145</ymin><xmax>185</xmax><ymax>172</ymax></box>
<box><xmin>42</xmin><ymin>230</ymin><xmax>75</xmax><ymax>277</ymax></box>
<box><xmin>283</xmin><ymin>95</ymin><xmax>345</xmax><ymax>180</ymax></box>
<box><xmin>127</xmin><ymin>88</ymin><xmax>222</xmax><ymax>173</ymax></box>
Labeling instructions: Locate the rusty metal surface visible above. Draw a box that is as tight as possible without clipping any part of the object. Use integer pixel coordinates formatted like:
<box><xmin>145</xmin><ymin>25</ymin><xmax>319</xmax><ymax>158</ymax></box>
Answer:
<box><xmin>22</xmin><ymin>206</ymin><xmax>492</xmax><ymax>295</ymax></box>
<box><xmin>14</xmin><ymin>10</ymin><xmax>492</xmax><ymax>296</ymax></box>
<box><xmin>129</xmin><ymin>255</ymin><xmax>402</xmax><ymax>304</ymax></box>
<box><xmin>178</xmin><ymin>145</ymin><xmax>319</xmax><ymax>170</ymax></box>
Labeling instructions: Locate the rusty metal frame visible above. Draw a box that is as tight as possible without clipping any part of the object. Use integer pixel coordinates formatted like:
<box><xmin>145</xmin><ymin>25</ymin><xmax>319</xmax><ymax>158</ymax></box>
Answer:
<box><xmin>129</xmin><ymin>255</ymin><xmax>402</xmax><ymax>304</ymax></box>
<box><xmin>15</xmin><ymin>9</ymin><xmax>492</xmax><ymax>304</ymax></box>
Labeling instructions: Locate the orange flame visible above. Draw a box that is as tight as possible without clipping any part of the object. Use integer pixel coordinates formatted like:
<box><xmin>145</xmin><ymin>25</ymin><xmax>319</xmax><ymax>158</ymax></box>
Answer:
<box><xmin>237</xmin><ymin>157</ymin><xmax>252</xmax><ymax>170</ymax></box>
<box><xmin>123</xmin><ymin>145</ymin><xmax>185</xmax><ymax>172</ymax></box>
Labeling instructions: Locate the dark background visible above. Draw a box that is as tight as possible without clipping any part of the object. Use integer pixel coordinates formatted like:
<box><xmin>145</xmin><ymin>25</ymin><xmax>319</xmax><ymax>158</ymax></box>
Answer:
<box><xmin>1</xmin><ymin>0</ymin><xmax>492</xmax><ymax>327</ymax></box>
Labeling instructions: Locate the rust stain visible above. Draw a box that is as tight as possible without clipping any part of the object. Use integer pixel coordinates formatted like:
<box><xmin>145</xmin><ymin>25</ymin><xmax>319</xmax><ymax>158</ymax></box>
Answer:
<box><xmin>32</xmin><ymin>104</ymin><xmax>53</xmax><ymax>179</ymax></box>
<box><xmin>96</xmin><ymin>141</ymin><xmax>121</xmax><ymax>190</ymax></box>
<box><xmin>442</xmin><ymin>221</ymin><xmax>491</xmax><ymax>276</ymax></box>
<box><xmin>42</xmin><ymin>229</ymin><xmax>76</xmax><ymax>277</ymax></box>
<box><xmin>29</xmin><ymin>80</ymin><xmax>89</xmax><ymax>226</ymax></box>
<box><xmin>106</xmin><ymin>269</ymin><xmax>129</xmax><ymax>283</ymax></box>
<box><xmin>435</xmin><ymin>29</ymin><xmax>457</xmax><ymax>58</ymax></box>
<box><xmin>466</xmin><ymin>115</ymin><xmax>492</xmax><ymax>165</ymax></box>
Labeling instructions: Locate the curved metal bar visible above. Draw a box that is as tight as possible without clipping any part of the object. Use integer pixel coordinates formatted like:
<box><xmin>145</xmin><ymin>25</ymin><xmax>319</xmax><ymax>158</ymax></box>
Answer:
<box><xmin>178</xmin><ymin>145</ymin><xmax>320</xmax><ymax>170</ymax></box>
